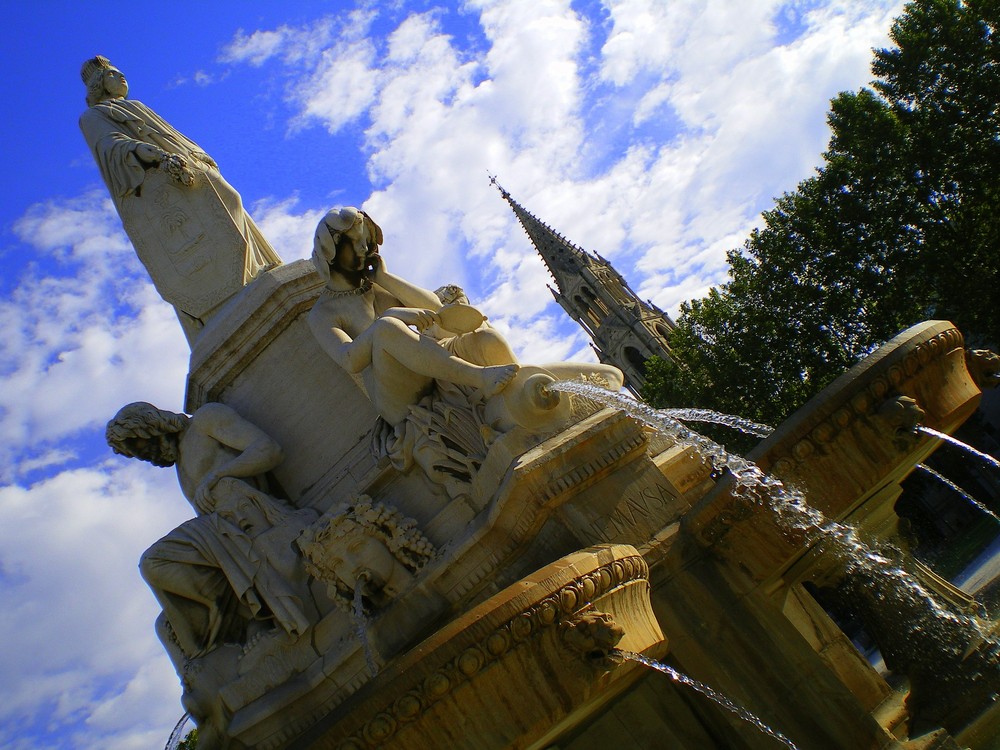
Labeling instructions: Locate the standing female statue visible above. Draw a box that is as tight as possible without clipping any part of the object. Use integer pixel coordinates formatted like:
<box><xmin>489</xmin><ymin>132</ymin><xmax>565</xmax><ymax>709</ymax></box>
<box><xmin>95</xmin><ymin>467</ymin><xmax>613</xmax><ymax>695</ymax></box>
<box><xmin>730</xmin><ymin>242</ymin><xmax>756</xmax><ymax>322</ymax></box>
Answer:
<box><xmin>79</xmin><ymin>55</ymin><xmax>282</xmax><ymax>342</ymax></box>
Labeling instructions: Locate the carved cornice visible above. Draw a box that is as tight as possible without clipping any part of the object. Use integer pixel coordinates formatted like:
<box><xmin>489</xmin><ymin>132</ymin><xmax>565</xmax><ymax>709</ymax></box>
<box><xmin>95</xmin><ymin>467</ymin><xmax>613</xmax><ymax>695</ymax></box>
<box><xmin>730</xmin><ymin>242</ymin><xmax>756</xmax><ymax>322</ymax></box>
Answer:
<box><xmin>446</xmin><ymin>411</ymin><xmax>648</xmax><ymax>604</ymax></box>
<box><xmin>186</xmin><ymin>260</ymin><xmax>325</xmax><ymax>411</ymax></box>
<box><xmin>326</xmin><ymin>551</ymin><xmax>650</xmax><ymax>750</ymax></box>
<box><xmin>762</xmin><ymin>324</ymin><xmax>965</xmax><ymax>480</ymax></box>
<box><xmin>539</xmin><ymin>429</ymin><xmax>647</xmax><ymax>504</ymax></box>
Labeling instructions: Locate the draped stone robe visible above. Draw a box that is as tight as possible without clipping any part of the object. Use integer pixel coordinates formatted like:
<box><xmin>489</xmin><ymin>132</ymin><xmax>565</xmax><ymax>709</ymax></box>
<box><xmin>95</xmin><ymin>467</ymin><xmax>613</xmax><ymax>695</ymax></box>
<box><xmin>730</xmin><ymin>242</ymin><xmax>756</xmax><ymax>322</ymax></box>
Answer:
<box><xmin>139</xmin><ymin>476</ymin><xmax>314</xmax><ymax>661</ymax></box>
<box><xmin>80</xmin><ymin>98</ymin><xmax>281</xmax><ymax>341</ymax></box>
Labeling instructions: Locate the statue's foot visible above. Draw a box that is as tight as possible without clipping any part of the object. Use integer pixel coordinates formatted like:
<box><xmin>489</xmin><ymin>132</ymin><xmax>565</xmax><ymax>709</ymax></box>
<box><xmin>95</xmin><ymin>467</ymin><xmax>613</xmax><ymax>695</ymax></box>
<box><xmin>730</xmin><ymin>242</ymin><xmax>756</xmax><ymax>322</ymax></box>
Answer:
<box><xmin>480</xmin><ymin>364</ymin><xmax>519</xmax><ymax>397</ymax></box>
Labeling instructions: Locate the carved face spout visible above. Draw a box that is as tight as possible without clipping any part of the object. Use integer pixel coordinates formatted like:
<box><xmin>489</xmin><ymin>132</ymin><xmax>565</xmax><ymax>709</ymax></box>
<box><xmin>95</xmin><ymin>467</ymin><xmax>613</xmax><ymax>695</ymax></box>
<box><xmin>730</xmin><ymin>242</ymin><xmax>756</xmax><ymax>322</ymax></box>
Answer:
<box><xmin>334</xmin><ymin>532</ymin><xmax>401</xmax><ymax>600</ymax></box>
<box><xmin>298</xmin><ymin>497</ymin><xmax>436</xmax><ymax>616</ymax></box>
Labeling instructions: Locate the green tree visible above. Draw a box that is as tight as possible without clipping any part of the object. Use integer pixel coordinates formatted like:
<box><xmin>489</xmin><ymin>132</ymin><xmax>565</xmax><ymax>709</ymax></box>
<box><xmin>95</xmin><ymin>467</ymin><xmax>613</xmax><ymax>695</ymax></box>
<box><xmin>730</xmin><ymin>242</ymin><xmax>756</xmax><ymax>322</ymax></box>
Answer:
<box><xmin>645</xmin><ymin>0</ymin><xmax>1000</xmax><ymax>426</ymax></box>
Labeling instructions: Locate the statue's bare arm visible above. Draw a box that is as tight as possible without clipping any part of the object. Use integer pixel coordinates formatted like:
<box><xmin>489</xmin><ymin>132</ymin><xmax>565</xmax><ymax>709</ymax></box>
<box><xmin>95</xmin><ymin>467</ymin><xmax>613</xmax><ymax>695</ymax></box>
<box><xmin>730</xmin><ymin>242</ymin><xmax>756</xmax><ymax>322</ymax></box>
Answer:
<box><xmin>370</xmin><ymin>255</ymin><xmax>442</xmax><ymax>312</ymax></box>
<box><xmin>190</xmin><ymin>402</ymin><xmax>284</xmax><ymax>509</ymax></box>
<box><xmin>308</xmin><ymin>301</ymin><xmax>371</xmax><ymax>374</ymax></box>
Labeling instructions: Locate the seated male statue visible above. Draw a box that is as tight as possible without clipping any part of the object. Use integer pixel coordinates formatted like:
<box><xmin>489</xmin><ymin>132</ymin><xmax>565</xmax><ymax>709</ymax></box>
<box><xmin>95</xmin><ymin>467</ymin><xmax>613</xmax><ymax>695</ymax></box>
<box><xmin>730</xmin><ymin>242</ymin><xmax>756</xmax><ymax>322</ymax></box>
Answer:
<box><xmin>307</xmin><ymin>207</ymin><xmax>623</xmax><ymax>431</ymax></box>
<box><xmin>106</xmin><ymin>401</ymin><xmax>313</xmax><ymax>665</ymax></box>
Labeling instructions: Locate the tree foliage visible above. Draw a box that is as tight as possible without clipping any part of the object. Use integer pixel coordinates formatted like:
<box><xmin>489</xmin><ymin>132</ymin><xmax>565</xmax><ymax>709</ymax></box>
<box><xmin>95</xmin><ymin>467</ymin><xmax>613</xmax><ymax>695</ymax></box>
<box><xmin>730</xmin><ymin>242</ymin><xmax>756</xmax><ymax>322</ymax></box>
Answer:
<box><xmin>644</xmin><ymin>0</ymin><xmax>1000</xmax><ymax>426</ymax></box>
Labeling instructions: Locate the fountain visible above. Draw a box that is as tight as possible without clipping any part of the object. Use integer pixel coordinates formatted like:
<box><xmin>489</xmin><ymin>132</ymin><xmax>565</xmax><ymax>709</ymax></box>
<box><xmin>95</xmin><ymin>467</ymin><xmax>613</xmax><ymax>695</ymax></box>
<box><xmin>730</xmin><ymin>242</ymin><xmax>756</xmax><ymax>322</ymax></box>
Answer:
<box><xmin>82</xmin><ymin>57</ymin><xmax>1000</xmax><ymax>750</ymax></box>
<box><xmin>156</xmin><ymin>302</ymin><xmax>1000</xmax><ymax>750</ymax></box>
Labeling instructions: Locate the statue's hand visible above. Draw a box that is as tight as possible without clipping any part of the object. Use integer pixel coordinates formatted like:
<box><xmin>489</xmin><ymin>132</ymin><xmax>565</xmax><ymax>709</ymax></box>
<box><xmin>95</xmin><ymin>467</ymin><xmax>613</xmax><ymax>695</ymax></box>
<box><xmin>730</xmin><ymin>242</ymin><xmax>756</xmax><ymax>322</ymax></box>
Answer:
<box><xmin>366</xmin><ymin>252</ymin><xmax>385</xmax><ymax>278</ymax></box>
<box><xmin>134</xmin><ymin>143</ymin><xmax>163</xmax><ymax>166</ymax></box>
<box><xmin>409</xmin><ymin>309</ymin><xmax>440</xmax><ymax>333</ymax></box>
<box><xmin>192</xmin><ymin>151</ymin><xmax>218</xmax><ymax>169</ymax></box>
<box><xmin>193</xmin><ymin>473</ymin><xmax>221</xmax><ymax>514</ymax></box>
<box><xmin>390</xmin><ymin>308</ymin><xmax>439</xmax><ymax>332</ymax></box>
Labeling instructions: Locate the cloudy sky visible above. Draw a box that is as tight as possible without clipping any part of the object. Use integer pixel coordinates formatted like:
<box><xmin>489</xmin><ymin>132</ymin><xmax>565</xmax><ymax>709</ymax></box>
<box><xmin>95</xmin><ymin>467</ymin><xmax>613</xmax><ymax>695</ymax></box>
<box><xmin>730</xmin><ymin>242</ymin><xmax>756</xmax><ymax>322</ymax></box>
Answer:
<box><xmin>0</xmin><ymin>1</ymin><xmax>905</xmax><ymax>747</ymax></box>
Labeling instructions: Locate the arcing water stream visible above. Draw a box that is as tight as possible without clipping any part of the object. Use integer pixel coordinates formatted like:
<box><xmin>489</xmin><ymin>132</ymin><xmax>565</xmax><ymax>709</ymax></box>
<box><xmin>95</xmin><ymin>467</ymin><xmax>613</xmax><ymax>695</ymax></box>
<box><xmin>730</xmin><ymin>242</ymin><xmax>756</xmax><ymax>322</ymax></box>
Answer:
<box><xmin>620</xmin><ymin>651</ymin><xmax>800</xmax><ymax>750</ymax></box>
<box><xmin>917</xmin><ymin>463</ymin><xmax>1000</xmax><ymax>524</ymax></box>
<box><xmin>550</xmin><ymin>381</ymin><xmax>990</xmax><ymax>623</ymax></box>
<box><xmin>918</xmin><ymin>426</ymin><xmax>1000</xmax><ymax>472</ymax></box>
<box><xmin>550</xmin><ymin>380</ymin><xmax>825</xmax><ymax>529</ymax></box>
<box><xmin>164</xmin><ymin>712</ymin><xmax>191</xmax><ymax>750</ymax></box>
<box><xmin>550</xmin><ymin>380</ymin><xmax>999</xmax><ymax>735</ymax></box>
<box><xmin>657</xmin><ymin>408</ymin><xmax>773</xmax><ymax>439</ymax></box>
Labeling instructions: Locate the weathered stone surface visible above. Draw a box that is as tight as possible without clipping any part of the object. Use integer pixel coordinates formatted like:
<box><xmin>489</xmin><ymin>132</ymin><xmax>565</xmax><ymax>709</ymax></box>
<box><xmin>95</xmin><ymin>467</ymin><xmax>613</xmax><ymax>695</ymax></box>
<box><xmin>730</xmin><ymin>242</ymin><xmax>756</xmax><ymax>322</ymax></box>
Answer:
<box><xmin>80</xmin><ymin>56</ymin><xmax>281</xmax><ymax>343</ymax></box>
<box><xmin>292</xmin><ymin>545</ymin><xmax>665</xmax><ymax>750</ymax></box>
<box><xmin>86</xmin><ymin>69</ymin><xmax>999</xmax><ymax>746</ymax></box>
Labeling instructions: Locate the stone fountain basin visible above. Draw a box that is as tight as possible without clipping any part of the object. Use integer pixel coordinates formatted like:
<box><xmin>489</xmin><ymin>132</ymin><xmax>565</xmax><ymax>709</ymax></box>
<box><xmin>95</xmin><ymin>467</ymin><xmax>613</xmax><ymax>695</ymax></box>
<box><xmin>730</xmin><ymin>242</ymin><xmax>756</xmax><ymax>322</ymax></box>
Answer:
<box><xmin>682</xmin><ymin>320</ymin><xmax>982</xmax><ymax>585</ymax></box>
<box><xmin>293</xmin><ymin>544</ymin><xmax>666</xmax><ymax>750</ymax></box>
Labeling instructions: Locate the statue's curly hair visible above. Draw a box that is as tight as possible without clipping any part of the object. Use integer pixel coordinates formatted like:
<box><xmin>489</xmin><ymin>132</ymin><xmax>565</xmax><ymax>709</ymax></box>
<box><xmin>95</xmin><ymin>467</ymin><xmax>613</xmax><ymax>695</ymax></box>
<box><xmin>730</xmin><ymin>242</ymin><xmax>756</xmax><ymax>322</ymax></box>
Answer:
<box><xmin>106</xmin><ymin>402</ymin><xmax>189</xmax><ymax>466</ymax></box>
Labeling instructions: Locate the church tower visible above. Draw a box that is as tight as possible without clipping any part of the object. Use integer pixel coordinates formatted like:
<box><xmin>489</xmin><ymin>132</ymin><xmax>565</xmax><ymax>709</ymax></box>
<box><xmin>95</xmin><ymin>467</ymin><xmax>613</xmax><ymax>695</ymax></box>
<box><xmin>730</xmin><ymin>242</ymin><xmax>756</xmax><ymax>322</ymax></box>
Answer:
<box><xmin>494</xmin><ymin>179</ymin><xmax>676</xmax><ymax>395</ymax></box>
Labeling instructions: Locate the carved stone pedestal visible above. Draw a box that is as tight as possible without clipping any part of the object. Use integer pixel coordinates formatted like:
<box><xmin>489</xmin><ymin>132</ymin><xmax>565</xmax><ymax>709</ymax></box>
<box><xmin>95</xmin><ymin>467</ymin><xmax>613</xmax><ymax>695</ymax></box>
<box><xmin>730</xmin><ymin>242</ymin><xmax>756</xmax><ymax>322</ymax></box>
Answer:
<box><xmin>293</xmin><ymin>545</ymin><xmax>665</xmax><ymax>750</ymax></box>
<box><xmin>186</xmin><ymin>260</ymin><xmax>380</xmax><ymax>504</ymax></box>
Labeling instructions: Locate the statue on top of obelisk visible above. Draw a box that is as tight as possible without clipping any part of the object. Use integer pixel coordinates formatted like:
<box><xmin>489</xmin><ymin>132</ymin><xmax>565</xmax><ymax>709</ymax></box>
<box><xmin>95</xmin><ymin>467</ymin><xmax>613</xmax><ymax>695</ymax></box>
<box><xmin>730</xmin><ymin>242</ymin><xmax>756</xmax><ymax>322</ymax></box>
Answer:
<box><xmin>79</xmin><ymin>55</ymin><xmax>282</xmax><ymax>344</ymax></box>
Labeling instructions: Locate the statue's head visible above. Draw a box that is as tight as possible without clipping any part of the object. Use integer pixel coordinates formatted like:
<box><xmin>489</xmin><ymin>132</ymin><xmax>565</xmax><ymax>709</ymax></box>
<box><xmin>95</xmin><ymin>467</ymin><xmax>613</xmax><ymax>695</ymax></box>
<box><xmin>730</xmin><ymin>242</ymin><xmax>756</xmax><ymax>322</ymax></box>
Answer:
<box><xmin>106</xmin><ymin>402</ymin><xmax>189</xmax><ymax>467</ymax></box>
<box><xmin>81</xmin><ymin>55</ymin><xmax>128</xmax><ymax>106</ymax></box>
<box><xmin>435</xmin><ymin>284</ymin><xmax>469</xmax><ymax>306</ymax></box>
<box><xmin>311</xmin><ymin>207</ymin><xmax>383</xmax><ymax>285</ymax></box>
<box><xmin>298</xmin><ymin>496</ymin><xmax>436</xmax><ymax>613</ymax></box>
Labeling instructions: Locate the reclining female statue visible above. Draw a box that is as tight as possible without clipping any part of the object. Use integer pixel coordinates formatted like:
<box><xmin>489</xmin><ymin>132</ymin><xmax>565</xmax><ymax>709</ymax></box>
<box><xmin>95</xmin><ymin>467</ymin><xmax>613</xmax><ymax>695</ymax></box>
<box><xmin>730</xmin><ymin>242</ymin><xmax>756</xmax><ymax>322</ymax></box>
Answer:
<box><xmin>307</xmin><ymin>207</ymin><xmax>624</xmax><ymax>431</ymax></box>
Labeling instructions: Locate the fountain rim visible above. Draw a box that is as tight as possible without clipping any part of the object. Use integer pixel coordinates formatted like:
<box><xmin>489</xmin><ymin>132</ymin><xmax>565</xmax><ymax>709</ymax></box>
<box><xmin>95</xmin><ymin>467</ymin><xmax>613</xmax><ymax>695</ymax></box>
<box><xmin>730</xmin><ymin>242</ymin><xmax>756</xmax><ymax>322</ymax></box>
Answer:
<box><xmin>745</xmin><ymin>319</ymin><xmax>966</xmax><ymax>468</ymax></box>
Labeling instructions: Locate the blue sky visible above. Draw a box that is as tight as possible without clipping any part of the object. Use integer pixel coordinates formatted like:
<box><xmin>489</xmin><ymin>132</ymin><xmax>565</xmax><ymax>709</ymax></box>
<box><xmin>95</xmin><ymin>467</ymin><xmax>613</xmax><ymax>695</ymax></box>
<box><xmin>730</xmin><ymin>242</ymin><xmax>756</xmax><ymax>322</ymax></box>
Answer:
<box><xmin>0</xmin><ymin>1</ymin><xmax>905</xmax><ymax>747</ymax></box>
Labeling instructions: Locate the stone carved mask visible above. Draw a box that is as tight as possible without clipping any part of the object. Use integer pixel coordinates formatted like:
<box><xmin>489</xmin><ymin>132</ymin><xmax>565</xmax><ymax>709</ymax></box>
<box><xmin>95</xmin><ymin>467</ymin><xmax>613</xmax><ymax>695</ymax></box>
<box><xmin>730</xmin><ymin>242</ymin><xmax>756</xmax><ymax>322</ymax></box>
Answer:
<box><xmin>298</xmin><ymin>497</ymin><xmax>435</xmax><ymax>613</ymax></box>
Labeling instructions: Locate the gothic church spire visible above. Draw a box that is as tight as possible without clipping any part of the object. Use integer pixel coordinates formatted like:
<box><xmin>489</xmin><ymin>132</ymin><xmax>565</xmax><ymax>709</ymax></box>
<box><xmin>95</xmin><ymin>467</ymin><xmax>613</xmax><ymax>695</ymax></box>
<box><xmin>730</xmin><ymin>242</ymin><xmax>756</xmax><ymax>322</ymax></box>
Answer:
<box><xmin>493</xmin><ymin>178</ymin><xmax>675</xmax><ymax>395</ymax></box>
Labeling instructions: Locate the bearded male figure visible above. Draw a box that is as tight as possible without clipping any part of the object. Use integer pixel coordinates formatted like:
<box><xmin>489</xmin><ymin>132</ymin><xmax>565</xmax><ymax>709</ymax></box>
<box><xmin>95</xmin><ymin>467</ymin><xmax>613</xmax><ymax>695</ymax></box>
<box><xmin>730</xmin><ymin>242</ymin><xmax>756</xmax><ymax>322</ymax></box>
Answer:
<box><xmin>107</xmin><ymin>401</ymin><xmax>313</xmax><ymax>665</ymax></box>
<box><xmin>80</xmin><ymin>56</ymin><xmax>282</xmax><ymax>342</ymax></box>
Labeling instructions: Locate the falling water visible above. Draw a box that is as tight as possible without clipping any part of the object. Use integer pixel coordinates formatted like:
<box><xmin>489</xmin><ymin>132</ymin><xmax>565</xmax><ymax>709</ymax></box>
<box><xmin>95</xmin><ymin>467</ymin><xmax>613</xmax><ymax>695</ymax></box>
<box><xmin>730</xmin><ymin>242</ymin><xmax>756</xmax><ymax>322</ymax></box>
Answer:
<box><xmin>353</xmin><ymin>581</ymin><xmax>380</xmax><ymax>677</ymax></box>
<box><xmin>547</xmin><ymin>380</ymin><xmax>1000</xmax><ymax>730</ymax></box>
<box><xmin>916</xmin><ymin>463</ymin><xmax>1000</xmax><ymax>524</ymax></box>
<box><xmin>917</xmin><ymin>426</ymin><xmax>1000</xmax><ymax>472</ymax></box>
<box><xmin>551</xmin><ymin>380</ymin><xmax>825</xmax><ymax>531</ymax></box>
<box><xmin>549</xmin><ymin>381</ymin><xmax>990</xmax><ymax>636</ymax></box>
<box><xmin>620</xmin><ymin>651</ymin><xmax>799</xmax><ymax>749</ymax></box>
<box><xmin>164</xmin><ymin>713</ymin><xmax>191</xmax><ymax>750</ymax></box>
<box><xmin>659</xmin><ymin>408</ymin><xmax>773</xmax><ymax>438</ymax></box>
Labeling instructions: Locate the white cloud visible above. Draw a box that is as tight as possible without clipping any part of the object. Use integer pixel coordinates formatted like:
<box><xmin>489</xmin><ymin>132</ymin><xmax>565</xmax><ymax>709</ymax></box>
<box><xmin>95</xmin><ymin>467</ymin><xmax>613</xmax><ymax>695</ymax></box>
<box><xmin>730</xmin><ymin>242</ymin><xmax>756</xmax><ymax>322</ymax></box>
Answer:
<box><xmin>216</xmin><ymin>0</ymin><xmax>903</xmax><ymax>362</ymax></box>
<box><xmin>252</xmin><ymin>197</ymin><xmax>328</xmax><ymax>262</ymax></box>
<box><xmin>2</xmin><ymin>193</ymin><xmax>188</xmax><ymax>482</ymax></box>
<box><xmin>220</xmin><ymin>20</ymin><xmax>338</xmax><ymax>69</ymax></box>
<box><xmin>297</xmin><ymin>39</ymin><xmax>380</xmax><ymax>133</ymax></box>
<box><xmin>285</xmin><ymin>12</ymin><xmax>380</xmax><ymax>134</ymax></box>
<box><xmin>0</xmin><ymin>462</ymin><xmax>191</xmax><ymax>749</ymax></box>
<box><xmin>222</xmin><ymin>27</ymin><xmax>292</xmax><ymax>66</ymax></box>
<box><xmin>591</xmin><ymin>0</ymin><xmax>905</xmax><ymax>315</ymax></box>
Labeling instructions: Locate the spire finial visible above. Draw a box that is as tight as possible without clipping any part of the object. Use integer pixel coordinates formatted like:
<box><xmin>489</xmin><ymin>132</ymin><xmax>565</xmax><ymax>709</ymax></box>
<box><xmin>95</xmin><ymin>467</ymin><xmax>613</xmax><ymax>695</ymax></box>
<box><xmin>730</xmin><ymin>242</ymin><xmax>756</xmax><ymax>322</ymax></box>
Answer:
<box><xmin>488</xmin><ymin>172</ymin><xmax>510</xmax><ymax>199</ymax></box>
